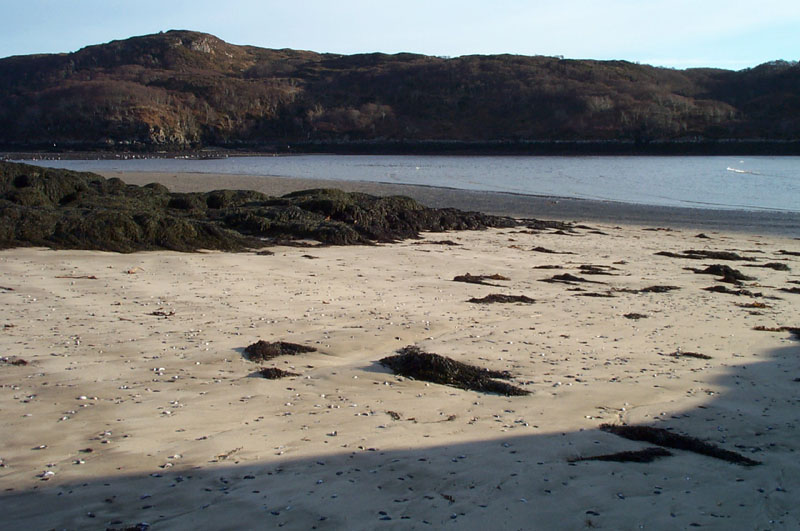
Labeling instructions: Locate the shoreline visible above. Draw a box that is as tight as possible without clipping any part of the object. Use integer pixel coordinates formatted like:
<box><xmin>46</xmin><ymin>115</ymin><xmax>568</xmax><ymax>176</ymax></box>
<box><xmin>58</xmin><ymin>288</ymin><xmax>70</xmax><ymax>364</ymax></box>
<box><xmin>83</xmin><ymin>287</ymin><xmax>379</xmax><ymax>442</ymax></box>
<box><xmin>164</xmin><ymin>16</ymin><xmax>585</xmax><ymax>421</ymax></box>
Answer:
<box><xmin>4</xmin><ymin>137</ymin><xmax>800</xmax><ymax>156</ymax></box>
<box><xmin>101</xmin><ymin>170</ymin><xmax>800</xmax><ymax>237</ymax></box>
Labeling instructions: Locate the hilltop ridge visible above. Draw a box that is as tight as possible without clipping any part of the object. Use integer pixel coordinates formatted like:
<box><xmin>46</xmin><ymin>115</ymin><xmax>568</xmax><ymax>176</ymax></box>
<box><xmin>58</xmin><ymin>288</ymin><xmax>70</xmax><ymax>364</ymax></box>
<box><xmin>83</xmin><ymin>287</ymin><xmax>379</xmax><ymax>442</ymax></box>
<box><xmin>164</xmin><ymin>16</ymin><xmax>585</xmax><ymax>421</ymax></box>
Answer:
<box><xmin>1</xmin><ymin>30</ymin><xmax>798</xmax><ymax>152</ymax></box>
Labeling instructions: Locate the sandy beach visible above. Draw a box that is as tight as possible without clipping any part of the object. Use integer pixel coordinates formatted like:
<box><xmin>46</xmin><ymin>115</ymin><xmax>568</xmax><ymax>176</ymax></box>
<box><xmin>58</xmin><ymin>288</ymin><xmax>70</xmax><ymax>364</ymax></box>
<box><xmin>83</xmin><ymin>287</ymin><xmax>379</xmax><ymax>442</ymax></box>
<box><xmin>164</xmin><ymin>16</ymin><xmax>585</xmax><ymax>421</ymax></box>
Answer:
<box><xmin>2</xmin><ymin>172</ymin><xmax>800</xmax><ymax>530</ymax></box>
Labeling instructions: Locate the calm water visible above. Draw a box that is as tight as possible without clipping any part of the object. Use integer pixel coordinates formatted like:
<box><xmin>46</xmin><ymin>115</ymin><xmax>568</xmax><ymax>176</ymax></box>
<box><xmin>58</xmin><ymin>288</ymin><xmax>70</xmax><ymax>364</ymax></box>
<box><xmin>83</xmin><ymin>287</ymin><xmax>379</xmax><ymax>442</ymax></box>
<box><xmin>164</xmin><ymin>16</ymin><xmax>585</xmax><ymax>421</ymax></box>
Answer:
<box><xmin>25</xmin><ymin>155</ymin><xmax>800</xmax><ymax>212</ymax></box>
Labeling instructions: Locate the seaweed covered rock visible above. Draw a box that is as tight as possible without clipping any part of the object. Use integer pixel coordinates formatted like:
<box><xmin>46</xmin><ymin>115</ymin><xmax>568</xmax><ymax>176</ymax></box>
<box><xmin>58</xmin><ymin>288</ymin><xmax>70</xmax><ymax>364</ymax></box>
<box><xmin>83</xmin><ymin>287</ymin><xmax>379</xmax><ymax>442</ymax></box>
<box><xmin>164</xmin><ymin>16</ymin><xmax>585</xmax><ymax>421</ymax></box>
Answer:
<box><xmin>0</xmin><ymin>162</ymin><xmax>518</xmax><ymax>251</ymax></box>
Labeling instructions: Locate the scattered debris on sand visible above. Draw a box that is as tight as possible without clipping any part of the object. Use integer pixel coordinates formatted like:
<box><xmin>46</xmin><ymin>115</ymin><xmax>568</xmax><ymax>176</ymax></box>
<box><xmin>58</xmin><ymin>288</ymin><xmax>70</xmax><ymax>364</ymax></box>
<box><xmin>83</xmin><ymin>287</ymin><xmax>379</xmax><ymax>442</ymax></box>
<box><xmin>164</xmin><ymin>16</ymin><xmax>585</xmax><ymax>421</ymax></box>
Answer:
<box><xmin>600</xmin><ymin>424</ymin><xmax>761</xmax><ymax>466</ymax></box>
<box><xmin>244</xmin><ymin>340</ymin><xmax>317</xmax><ymax>362</ymax></box>
<box><xmin>257</xmin><ymin>367</ymin><xmax>300</xmax><ymax>379</ymax></box>
<box><xmin>532</xmin><ymin>265</ymin><xmax>563</xmax><ymax>269</ymax></box>
<box><xmin>685</xmin><ymin>264</ymin><xmax>756</xmax><ymax>284</ymax></box>
<box><xmin>778</xmin><ymin>250</ymin><xmax>800</xmax><ymax>257</ymax></box>
<box><xmin>453</xmin><ymin>273</ymin><xmax>510</xmax><ymax>286</ymax></box>
<box><xmin>467</xmin><ymin>294</ymin><xmax>536</xmax><ymax>304</ymax></box>
<box><xmin>380</xmin><ymin>345</ymin><xmax>529</xmax><ymax>396</ymax></box>
<box><xmin>570</xmin><ymin>447</ymin><xmax>673</xmax><ymax>463</ymax></box>
<box><xmin>664</xmin><ymin>351</ymin><xmax>712</xmax><ymax>360</ymax></box>
<box><xmin>695</xmin><ymin>233</ymin><xmax>711</xmax><ymax>239</ymax></box>
<box><xmin>655</xmin><ymin>250</ymin><xmax>756</xmax><ymax>261</ymax></box>
<box><xmin>780</xmin><ymin>287</ymin><xmax>800</xmax><ymax>295</ymax></box>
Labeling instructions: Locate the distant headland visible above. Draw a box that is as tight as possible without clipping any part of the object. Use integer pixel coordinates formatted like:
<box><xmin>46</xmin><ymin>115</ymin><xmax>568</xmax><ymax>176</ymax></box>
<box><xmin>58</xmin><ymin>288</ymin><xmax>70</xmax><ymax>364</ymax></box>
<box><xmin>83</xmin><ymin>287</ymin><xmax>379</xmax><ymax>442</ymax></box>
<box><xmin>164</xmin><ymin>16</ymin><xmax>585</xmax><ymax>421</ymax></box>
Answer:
<box><xmin>1</xmin><ymin>30</ymin><xmax>798</xmax><ymax>154</ymax></box>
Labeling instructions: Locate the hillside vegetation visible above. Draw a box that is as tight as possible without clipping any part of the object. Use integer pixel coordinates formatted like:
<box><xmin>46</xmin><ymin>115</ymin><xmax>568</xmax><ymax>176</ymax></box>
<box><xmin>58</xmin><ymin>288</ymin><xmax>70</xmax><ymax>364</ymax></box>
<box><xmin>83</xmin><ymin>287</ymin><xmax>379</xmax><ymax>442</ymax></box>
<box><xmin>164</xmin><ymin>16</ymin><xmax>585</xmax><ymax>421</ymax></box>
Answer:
<box><xmin>1</xmin><ymin>30</ymin><xmax>798</xmax><ymax>151</ymax></box>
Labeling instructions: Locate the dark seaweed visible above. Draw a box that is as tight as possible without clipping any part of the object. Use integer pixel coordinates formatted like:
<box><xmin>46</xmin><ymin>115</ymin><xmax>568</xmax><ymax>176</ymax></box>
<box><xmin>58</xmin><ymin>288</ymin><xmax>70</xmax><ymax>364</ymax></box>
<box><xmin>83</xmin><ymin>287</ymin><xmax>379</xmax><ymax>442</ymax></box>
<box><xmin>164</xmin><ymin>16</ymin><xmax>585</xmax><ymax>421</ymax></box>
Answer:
<box><xmin>624</xmin><ymin>313</ymin><xmax>648</xmax><ymax>319</ymax></box>
<box><xmin>753</xmin><ymin>326</ymin><xmax>800</xmax><ymax>339</ymax></box>
<box><xmin>704</xmin><ymin>285</ymin><xmax>762</xmax><ymax>297</ymax></box>
<box><xmin>379</xmin><ymin>345</ymin><xmax>529</xmax><ymax>396</ymax></box>
<box><xmin>1</xmin><ymin>356</ymin><xmax>28</xmax><ymax>366</ymax></box>
<box><xmin>540</xmin><ymin>273</ymin><xmax>603</xmax><ymax>284</ymax></box>
<box><xmin>579</xmin><ymin>264</ymin><xmax>619</xmax><ymax>276</ymax></box>
<box><xmin>639</xmin><ymin>285</ymin><xmax>681</xmax><ymax>293</ymax></box>
<box><xmin>686</xmin><ymin>264</ymin><xmax>755</xmax><ymax>284</ymax></box>
<box><xmin>655</xmin><ymin>250</ymin><xmax>756</xmax><ymax>261</ymax></box>
<box><xmin>244</xmin><ymin>341</ymin><xmax>317</xmax><ymax>362</ymax></box>
<box><xmin>744</xmin><ymin>262</ymin><xmax>790</xmax><ymax>271</ymax></box>
<box><xmin>257</xmin><ymin>367</ymin><xmax>300</xmax><ymax>379</ymax></box>
<box><xmin>600</xmin><ymin>424</ymin><xmax>761</xmax><ymax>466</ymax></box>
<box><xmin>467</xmin><ymin>294</ymin><xmax>536</xmax><ymax>304</ymax></box>
<box><xmin>665</xmin><ymin>351</ymin><xmax>712</xmax><ymax>360</ymax></box>
<box><xmin>453</xmin><ymin>273</ymin><xmax>510</xmax><ymax>286</ymax></box>
<box><xmin>523</xmin><ymin>219</ymin><xmax>575</xmax><ymax>231</ymax></box>
<box><xmin>530</xmin><ymin>246</ymin><xmax>574</xmax><ymax>254</ymax></box>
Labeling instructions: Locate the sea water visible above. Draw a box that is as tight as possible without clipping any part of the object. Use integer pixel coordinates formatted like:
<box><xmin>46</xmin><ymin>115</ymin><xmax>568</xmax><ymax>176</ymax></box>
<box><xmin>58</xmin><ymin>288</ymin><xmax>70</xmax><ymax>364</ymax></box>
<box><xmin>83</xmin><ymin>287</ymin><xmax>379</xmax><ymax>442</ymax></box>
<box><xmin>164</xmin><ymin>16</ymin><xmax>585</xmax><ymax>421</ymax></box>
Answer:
<box><xmin>23</xmin><ymin>155</ymin><xmax>800</xmax><ymax>213</ymax></box>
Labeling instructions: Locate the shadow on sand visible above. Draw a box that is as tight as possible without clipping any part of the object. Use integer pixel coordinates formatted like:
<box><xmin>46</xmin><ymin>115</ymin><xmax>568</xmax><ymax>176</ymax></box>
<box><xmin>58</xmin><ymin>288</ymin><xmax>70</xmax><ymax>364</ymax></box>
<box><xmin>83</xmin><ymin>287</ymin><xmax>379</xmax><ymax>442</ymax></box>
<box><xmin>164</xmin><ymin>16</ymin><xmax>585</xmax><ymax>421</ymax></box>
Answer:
<box><xmin>3</xmin><ymin>342</ymin><xmax>799</xmax><ymax>530</ymax></box>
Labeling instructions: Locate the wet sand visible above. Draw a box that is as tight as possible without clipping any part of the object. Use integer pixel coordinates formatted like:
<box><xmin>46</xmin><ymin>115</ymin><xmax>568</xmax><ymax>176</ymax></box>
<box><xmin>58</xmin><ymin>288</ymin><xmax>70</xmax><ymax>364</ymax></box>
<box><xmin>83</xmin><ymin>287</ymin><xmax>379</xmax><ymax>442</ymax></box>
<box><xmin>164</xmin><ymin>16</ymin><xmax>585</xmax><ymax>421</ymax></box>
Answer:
<box><xmin>1</xmin><ymin>171</ymin><xmax>799</xmax><ymax>529</ymax></box>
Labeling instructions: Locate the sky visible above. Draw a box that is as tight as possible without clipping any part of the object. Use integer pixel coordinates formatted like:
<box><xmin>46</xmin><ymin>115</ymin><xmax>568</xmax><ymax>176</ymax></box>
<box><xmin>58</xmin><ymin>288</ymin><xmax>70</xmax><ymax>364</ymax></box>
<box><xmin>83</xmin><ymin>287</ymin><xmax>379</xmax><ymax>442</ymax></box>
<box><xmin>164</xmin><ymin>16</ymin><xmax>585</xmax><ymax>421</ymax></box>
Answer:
<box><xmin>2</xmin><ymin>0</ymin><xmax>799</xmax><ymax>70</ymax></box>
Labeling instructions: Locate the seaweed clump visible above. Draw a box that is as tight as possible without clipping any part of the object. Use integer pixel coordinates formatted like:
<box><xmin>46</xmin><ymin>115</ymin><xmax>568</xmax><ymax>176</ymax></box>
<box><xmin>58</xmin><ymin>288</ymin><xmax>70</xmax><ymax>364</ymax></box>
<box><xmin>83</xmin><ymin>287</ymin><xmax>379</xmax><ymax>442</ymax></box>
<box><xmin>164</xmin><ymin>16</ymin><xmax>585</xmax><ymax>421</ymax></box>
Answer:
<box><xmin>703</xmin><ymin>285</ymin><xmax>762</xmax><ymax>297</ymax></box>
<box><xmin>379</xmin><ymin>345</ymin><xmax>529</xmax><ymax>396</ymax></box>
<box><xmin>257</xmin><ymin>367</ymin><xmax>300</xmax><ymax>379</ymax></box>
<box><xmin>244</xmin><ymin>340</ymin><xmax>317</xmax><ymax>362</ymax></box>
<box><xmin>0</xmin><ymin>162</ymin><xmax>517</xmax><ymax>252</ymax></box>
<box><xmin>655</xmin><ymin>250</ymin><xmax>756</xmax><ymax>261</ymax></box>
<box><xmin>624</xmin><ymin>313</ymin><xmax>648</xmax><ymax>320</ymax></box>
<box><xmin>664</xmin><ymin>350</ymin><xmax>712</xmax><ymax>360</ymax></box>
<box><xmin>540</xmin><ymin>273</ymin><xmax>603</xmax><ymax>284</ymax></box>
<box><xmin>745</xmin><ymin>262</ymin><xmax>790</xmax><ymax>271</ymax></box>
<box><xmin>467</xmin><ymin>294</ymin><xmax>536</xmax><ymax>304</ymax></box>
<box><xmin>453</xmin><ymin>273</ymin><xmax>510</xmax><ymax>286</ymax></box>
<box><xmin>600</xmin><ymin>424</ymin><xmax>760</xmax><ymax>466</ymax></box>
<box><xmin>753</xmin><ymin>326</ymin><xmax>800</xmax><ymax>339</ymax></box>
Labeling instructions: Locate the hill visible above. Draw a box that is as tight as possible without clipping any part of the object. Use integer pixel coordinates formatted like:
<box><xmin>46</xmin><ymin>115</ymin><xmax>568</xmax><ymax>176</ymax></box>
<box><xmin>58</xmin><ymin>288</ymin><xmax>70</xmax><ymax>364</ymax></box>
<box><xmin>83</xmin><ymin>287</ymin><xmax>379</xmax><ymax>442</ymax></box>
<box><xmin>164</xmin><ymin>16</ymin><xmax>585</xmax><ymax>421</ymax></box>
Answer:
<box><xmin>1</xmin><ymin>30</ymin><xmax>798</xmax><ymax>152</ymax></box>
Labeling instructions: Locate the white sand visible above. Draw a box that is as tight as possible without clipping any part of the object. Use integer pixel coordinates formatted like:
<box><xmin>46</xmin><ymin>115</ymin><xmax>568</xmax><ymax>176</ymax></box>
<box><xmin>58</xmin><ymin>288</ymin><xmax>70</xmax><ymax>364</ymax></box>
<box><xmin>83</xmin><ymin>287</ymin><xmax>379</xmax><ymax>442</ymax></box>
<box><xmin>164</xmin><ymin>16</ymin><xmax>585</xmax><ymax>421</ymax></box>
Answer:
<box><xmin>2</xmin><ymin>186</ymin><xmax>800</xmax><ymax>529</ymax></box>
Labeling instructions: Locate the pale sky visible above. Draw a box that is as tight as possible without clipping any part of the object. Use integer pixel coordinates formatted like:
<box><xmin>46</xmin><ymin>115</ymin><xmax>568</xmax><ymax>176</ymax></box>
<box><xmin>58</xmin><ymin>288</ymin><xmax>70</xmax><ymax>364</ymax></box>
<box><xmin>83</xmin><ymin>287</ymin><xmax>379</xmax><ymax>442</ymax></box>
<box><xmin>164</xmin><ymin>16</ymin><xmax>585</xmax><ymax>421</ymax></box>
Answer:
<box><xmin>2</xmin><ymin>0</ymin><xmax>799</xmax><ymax>70</ymax></box>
